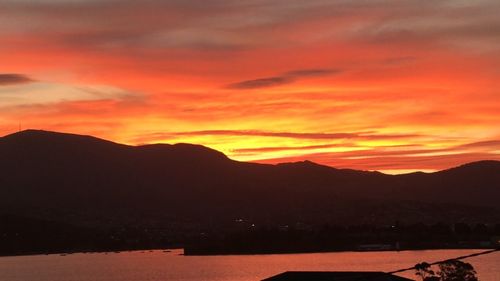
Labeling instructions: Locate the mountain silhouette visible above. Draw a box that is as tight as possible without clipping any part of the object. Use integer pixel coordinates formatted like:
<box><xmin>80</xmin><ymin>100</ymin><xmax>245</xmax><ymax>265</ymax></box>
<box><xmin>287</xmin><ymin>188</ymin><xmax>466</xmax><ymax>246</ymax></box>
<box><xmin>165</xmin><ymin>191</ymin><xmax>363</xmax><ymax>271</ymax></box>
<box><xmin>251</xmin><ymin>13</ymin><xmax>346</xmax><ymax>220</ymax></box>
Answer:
<box><xmin>1</xmin><ymin>130</ymin><xmax>499</xmax><ymax>231</ymax></box>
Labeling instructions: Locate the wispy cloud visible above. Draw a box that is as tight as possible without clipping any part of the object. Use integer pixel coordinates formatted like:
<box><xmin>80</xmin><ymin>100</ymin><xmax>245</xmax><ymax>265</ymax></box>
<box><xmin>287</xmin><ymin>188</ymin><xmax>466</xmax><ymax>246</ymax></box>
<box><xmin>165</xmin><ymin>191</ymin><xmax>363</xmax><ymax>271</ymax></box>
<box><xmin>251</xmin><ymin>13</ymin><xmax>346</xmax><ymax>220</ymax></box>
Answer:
<box><xmin>256</xmin><ymin>151</ymin><xmax>500</xmax><ymax>173</ymax></box>
<box><xmin>458</xmin><ymin>140</ymin><xmax>500</xmax><ymax>149</ymax></box>
<box><xmin>0</xmin><ymin>74</ymin><xmax>33</xmax><ymax>86</ymax></box>
<box><xmin>226</xmin><ymin>76</ymin><xmax>292</xmax><ymax>89</ymax></box>
<box><xmin>252</xmin><ymin>139</ymin><xmax>500</xmax><ymax>172</ymax></box>
<box><xmin>232</xmin><ymin>143</ymin><xmax>350</xmax><ymax>153</ymax></box>
<box><xmin>138</xmin><ymin>130</ymin><xmax>423</xmax><ymax>141</ymax></box>
<box><xmin>226</xmin><ymin>68</ymin><xmax>342</xmax><ymax>89</ymax></box>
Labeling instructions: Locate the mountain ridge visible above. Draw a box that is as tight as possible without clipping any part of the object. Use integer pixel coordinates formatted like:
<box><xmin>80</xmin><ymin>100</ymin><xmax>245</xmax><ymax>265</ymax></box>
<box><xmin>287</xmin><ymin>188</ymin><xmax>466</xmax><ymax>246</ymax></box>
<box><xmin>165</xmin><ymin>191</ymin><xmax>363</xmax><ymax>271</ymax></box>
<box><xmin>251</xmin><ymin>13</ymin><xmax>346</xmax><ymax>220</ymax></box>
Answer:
<box><xmin>0</xmin><ymin>129</ymin><xmax>499</xmax><ymax>230</ymax></box>
<box><xmin>4</xmin><ymin>129</ymin><xmax>498</xmax><ymax>174</ymax></box>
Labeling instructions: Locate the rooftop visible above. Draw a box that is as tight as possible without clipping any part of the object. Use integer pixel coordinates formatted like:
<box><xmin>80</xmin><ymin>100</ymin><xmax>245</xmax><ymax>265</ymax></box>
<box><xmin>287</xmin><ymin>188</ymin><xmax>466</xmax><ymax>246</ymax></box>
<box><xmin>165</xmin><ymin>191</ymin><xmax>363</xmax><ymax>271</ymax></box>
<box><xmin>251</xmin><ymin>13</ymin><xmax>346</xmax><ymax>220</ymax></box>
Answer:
<box><xmin>262</xmin><ymin>271</ymin><xmax>414</xmax><ymax>281</ymax></box>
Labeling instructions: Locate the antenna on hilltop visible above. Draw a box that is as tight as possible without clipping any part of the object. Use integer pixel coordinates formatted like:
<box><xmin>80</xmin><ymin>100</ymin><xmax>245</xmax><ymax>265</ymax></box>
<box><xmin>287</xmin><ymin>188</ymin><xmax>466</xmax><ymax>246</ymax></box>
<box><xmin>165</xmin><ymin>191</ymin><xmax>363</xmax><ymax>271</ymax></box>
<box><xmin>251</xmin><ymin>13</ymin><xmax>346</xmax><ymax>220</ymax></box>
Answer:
<box><xmin>18</xmin><ymin>122</ymin><xmax>22</xmax><ymax>132</ymax></box>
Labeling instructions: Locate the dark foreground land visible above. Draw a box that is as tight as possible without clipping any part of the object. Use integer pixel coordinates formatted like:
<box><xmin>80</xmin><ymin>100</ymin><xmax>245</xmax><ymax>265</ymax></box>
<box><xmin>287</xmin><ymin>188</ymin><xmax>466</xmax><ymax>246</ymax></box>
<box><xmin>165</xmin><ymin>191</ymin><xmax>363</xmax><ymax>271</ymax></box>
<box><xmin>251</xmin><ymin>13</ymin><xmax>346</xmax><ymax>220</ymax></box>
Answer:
<box><xmin>185</xmin><ymin>222</ymin><xmax>500</xmax><ymax>255</ymax></box>
<box><xmin>2</xmin><ymin>213</ymin><xmax>499</xmax><ymax>256</ymax></box>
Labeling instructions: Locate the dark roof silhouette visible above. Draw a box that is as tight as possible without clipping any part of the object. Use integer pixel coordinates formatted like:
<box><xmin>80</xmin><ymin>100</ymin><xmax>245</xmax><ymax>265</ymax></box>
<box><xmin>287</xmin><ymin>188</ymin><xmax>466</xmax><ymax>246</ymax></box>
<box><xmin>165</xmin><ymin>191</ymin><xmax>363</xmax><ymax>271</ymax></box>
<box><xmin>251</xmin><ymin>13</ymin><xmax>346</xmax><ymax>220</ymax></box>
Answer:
<box><xmin>262</xmin><ymin>271</ymin><xmax>414</xmax><ymax>281</ymax></box>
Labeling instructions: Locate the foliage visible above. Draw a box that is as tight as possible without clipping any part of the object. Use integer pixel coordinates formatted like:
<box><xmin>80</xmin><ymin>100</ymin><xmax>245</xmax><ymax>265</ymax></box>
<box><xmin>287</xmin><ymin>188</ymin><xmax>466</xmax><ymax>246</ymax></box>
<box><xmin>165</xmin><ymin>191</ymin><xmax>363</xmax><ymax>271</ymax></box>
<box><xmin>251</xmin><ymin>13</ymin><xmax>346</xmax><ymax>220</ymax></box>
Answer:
<box><xmin>415</xmin><ymin>262</ymin><xmax>436</xmax><ymax>280</ymax></box>
<box><xmin>415</xmin><ymin>260</ymin><xmax>478</xmax><ymax>281</ymax></box>
<box><xmin>438</xmin><ymin>260</ymin><xmax>478</xmax><ymax>281</ymax></box>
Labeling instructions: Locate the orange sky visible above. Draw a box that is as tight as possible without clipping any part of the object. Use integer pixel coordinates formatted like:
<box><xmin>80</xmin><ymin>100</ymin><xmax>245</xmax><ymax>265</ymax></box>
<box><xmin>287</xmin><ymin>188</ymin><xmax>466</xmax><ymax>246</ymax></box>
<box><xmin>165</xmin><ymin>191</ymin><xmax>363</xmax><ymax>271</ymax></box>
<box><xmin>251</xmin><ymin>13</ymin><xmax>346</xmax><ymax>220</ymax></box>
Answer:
<box><xmin>1</xmin><ymin>1</ymin><xmax>500</xmax><ymax>173</ymax></box>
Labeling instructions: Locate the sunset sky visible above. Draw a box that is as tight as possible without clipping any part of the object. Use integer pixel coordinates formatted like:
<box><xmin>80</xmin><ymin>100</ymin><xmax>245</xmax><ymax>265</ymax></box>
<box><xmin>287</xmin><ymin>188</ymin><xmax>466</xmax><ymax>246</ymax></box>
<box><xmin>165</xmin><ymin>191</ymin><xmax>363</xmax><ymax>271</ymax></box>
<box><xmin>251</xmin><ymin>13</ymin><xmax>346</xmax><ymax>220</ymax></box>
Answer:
<box><xmin>1</xmin><ymin>0</ymin><xmax>500</xmax><ymax>173</ymax></box>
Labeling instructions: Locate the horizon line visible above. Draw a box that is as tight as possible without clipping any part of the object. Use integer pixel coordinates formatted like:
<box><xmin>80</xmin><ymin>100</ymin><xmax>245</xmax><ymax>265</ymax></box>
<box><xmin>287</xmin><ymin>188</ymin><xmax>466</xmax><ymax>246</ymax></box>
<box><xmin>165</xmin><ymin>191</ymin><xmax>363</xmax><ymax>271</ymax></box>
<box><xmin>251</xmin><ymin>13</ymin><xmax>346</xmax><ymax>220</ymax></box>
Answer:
<box><xmin>3</xmin><ymin>129</ymin><xmax>499</xmax><ymax>176</ymax></box>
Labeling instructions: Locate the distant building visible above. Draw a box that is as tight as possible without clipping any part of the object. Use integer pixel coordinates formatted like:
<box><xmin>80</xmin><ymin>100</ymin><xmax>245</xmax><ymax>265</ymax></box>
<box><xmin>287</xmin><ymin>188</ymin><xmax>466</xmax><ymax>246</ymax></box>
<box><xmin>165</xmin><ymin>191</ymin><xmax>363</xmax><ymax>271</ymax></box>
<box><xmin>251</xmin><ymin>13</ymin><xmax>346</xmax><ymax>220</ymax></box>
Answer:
<box><xmin>262</xmin><ymin>271</ymin><xmax>414</xmax><ymax>281</ymax></box>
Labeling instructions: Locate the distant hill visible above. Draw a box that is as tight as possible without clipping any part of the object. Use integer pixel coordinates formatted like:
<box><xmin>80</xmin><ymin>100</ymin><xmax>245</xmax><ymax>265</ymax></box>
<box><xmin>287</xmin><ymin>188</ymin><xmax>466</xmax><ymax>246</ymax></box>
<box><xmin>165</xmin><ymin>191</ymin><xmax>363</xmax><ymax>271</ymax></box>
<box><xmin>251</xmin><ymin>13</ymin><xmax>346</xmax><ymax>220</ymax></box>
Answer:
<box><xmin>1</xmin><ymin>130</ymin><xmax>499</xmax><ymax>231</ymax></box>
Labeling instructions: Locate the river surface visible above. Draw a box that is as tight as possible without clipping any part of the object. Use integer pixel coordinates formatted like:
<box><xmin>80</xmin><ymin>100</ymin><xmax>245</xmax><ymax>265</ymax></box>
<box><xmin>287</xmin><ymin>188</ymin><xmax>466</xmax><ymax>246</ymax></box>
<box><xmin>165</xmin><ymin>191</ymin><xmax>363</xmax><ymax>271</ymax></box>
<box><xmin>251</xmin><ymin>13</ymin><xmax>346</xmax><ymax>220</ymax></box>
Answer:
<box><xmin>0</xmin><ymin>249</ymin><xmax>498</xmax><ymax>281</ymax></box>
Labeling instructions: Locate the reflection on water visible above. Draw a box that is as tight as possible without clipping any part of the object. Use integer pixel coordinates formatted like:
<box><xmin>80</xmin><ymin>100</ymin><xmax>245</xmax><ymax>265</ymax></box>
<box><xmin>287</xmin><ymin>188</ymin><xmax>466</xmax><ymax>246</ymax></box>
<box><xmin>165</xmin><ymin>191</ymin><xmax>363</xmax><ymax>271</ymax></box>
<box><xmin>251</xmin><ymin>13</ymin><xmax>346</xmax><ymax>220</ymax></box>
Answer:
<box><xmin>0</xmin><ymin>249</ymin><xmax>498</xmax><ymax>281</ymax></box>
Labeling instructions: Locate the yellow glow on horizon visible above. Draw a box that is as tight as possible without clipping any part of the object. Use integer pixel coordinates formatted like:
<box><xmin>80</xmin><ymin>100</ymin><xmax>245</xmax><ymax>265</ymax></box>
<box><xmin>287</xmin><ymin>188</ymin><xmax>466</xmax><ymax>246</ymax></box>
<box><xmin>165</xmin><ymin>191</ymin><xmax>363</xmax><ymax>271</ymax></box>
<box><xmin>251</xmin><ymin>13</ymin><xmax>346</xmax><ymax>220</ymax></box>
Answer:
<box><xmin>378</xmin><ymin>169</ymin><xmax>438</xmax><ymax>175</ymax></box>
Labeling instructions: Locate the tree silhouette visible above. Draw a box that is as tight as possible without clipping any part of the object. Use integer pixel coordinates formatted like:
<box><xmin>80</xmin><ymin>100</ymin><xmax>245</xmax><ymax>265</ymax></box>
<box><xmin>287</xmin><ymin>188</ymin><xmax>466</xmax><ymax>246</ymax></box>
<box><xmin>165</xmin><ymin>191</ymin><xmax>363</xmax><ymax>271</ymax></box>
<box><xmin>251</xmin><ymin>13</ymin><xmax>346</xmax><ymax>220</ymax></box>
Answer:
<box><xmin>415</xmin><ymin>260</ymin><xmax>478</xmax><ymax>281</ymax></box>
<box><xmin>438</xmin><ymin>260</ymin><xmax>478</xmax><ymax>281</ymax></box>
<box><xmin>415</xmin><ymin>262</ymin><xmax>438</xmax><ymax>281</ymax></box>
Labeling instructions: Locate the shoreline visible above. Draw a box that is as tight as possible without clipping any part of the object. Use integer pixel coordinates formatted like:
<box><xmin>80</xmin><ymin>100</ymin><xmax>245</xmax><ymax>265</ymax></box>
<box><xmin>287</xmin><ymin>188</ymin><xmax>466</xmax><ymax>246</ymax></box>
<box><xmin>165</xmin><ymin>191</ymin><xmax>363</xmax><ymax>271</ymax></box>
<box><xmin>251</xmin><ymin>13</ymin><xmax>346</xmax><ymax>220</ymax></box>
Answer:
<box><xmin>1</xmin><ymin>247</ymin><xmax>495</xmax><ymax>258</ymax></box>
<box><xmin>183</xmin><ymin>246</ymin><xmax>497</xmax><ymax>256</ymax></box>
<box><xmin>0</xmin><ymin>248</ymin><xmax>178</xmax><ymax>259</ymax></box>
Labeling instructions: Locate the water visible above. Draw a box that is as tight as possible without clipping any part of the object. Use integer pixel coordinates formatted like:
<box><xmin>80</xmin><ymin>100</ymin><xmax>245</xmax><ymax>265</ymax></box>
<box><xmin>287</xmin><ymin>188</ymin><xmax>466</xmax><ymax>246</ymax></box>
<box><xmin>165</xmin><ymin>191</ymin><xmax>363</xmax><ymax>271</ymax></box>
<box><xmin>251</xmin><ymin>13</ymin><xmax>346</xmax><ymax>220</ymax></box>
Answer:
<box><xmin>0</xmin><ymin>249</ymin><xmax>498</xmax><ymax>281</ymax></box>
